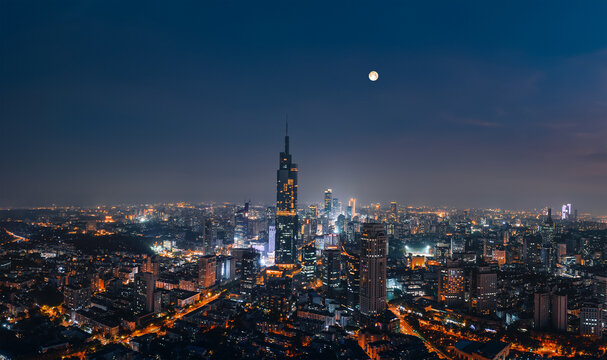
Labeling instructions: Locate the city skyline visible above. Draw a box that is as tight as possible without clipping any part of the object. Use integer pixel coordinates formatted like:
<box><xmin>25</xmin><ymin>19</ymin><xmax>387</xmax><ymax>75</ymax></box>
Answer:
<box><xmin>2</xmin><ymin>2</ymin><xmax>607</xmax><ymax>214</ymax></box>
<box><xmin>4</xmin><ymin>2</ymin><xmax>607</xmax><ymax>359</ymax></box>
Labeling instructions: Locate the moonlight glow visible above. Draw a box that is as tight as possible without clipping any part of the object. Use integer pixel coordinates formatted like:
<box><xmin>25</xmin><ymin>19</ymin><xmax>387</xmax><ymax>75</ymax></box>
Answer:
<box><xmin>369</xmin><ymin>70</ymin><xmax>378</xmax><ymax>81</ymax></box>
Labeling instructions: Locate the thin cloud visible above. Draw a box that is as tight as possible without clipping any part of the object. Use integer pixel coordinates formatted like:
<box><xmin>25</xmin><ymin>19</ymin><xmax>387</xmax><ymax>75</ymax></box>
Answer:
<box><xmin>580</xmin><ymin>152</ymin><xmax>607</xmax><ymax>163</ymax></box>
<box><xmin>442</xmin><ymin>113</ymin><xmax>502</xmax><ymax>128</ymax></box>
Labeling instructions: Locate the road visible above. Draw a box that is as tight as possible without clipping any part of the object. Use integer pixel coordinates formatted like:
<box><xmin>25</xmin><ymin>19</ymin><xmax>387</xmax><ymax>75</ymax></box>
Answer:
<box><xmin>121</xmin><ymin>291</ymin><xmax>223</xmax><ymax>343</ymax></box>
<box><xmin>388</xmin><ymin>304</ymin><xmax>452</xmax><ymax>360</ymax></box>
<box><xmin>4</xmin><ymin>228</ymin><xmax>28</xmax><ymax>242</ymax></box>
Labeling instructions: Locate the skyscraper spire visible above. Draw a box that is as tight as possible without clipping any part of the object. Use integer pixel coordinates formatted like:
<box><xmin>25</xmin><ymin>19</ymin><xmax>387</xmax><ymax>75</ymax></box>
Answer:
<box><xmin>285</xmin><ymin>115</ymin><xmax>290</xmax><ymax>154</ymax></box>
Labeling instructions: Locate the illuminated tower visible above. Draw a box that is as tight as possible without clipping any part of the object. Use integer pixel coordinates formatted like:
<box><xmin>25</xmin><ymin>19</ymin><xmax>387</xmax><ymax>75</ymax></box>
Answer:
<box><xmin>348</xmin><ymin>198</ymin><xmax>356</xmax><ymax>219</ymax></box>
<box><xmin>324</xmin><ymin>189</ymin><xmax>333</xmax><ymax>217</ymax></box>
<box><xmin>322</xmin><ymin>248</ymin><xmax>341</xmax><ymax>299</ymax></box>
<box><xmin>234</xmin><ymin>202</ymin><xmax>249</xmax><ymax>248</ymax></box>
<box><xmin>359</xmin><ymin>223</ymin><xmax>387</xmax><ymax>316</ymax></box>
<box><xmin>275</xmin><ymin>123</ymin><xmax>298</xmax><ymax>265</ymax></box>
<box><xmin>438</xmin><ymin>266</ymin><xmax>465</xmax><ymax>308</ymax></box>
<box><xmin>198</xmin><ymin>255</ymin><xmax>217</xmax><ymax>289</ymax></box>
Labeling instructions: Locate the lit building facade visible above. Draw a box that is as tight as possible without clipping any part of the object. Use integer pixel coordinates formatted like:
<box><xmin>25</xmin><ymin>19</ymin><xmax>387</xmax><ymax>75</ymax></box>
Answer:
<box><xmin>439</xmin><ymin>266</ymin><xmax>465</xmax><ymax>308</ymax></box>
<box><xmin>198</xmin><ymin>255</ymin><xmax>216</xmax><ymax>289</ymax></box>
<box><xmin>359</xmin><ymin>223</ymin><xmax>387</xmax><ymax>316</ymax></box>
<box><xmin>322</xmin><ymin>248</ymin><xmax>341</xmax><ymax>299</ymax></box>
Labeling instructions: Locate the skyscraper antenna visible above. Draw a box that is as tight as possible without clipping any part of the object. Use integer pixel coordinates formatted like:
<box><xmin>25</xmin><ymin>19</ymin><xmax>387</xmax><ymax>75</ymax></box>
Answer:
<box><xmin>284</xmin><ymin>114</ymin><xmax>290</xmax><ymax>154</ymax></box>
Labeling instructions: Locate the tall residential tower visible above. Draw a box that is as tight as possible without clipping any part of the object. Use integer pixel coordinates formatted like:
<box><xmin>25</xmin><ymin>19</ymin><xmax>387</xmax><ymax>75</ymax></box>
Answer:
<box><xmin>359</xmin><ymin>223</ymin><xmax>387</xmax><ymax>316</ymax></box>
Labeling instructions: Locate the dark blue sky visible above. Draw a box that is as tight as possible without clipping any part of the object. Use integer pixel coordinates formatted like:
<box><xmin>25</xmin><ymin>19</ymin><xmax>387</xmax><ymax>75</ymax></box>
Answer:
<box><xmin>2</xmin><ymin>1</ymin><xmax>607</xmax><ymax>214</ymax></box>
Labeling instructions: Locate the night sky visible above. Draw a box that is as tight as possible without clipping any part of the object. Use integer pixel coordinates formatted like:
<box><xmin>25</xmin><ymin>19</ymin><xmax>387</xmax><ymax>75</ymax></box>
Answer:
<box><xmin>2</xmin><ymin>1</ymin><xmax>607</xmax><ymax>214</ymax></box>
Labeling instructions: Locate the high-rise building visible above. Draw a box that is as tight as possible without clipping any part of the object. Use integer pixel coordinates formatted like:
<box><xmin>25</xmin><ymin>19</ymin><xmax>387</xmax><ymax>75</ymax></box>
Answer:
<box><xmin>348</xmin><ymin>198</ymin><xmax>356</xmax><ymax>220</ymax></box>
<box><xmin>540</xmin><ymin>208</ymin><xmax>555</xmax><ymax>245</ymax></box>
<box><xmin>439</xmin><ymin>266</ymin><xmax>465</xmax><ymax>308</ymax></box>
<box><xmin>322</xmin><ymin>248</ymin><xmax>341</xmax><ymax>299</ymax></box>
<box><xmin>198</xmin><ymin>255</ymin><xmax>216</xmax><ymax>289</ymax></box>
<box><xmin>134</xmin><ymin>272</ymin><xmax>159</xmax><ymax>313</ymax></box>
<box><xmin>216</xmin><ymin>255</ymin><xmax>234</xmax><ymax>284</ymax></box>
<box><xmin>302</xmin><ymin>239</ymin><xmax>316</xmax><ymax>282</ymax></box>
<box><xmin>472</xmin><ymin>266</ymin><xmax>497</xmax><ymax>315</ymax></box>
<box><xmin>561</xmin><ymin>204</ymin><xmax>572</xmax><ymax>220</ymax></box>
<box><xmin>359</xmin><ymin>223</ymin><xmax>387</xmax><ymax>316</ymax></box>
<box><xmin>451</xmin><ymin>237</ymin><xmax>466</xmax><ymax>255</ymax></box>
<box><xmin>262</xmin><ymin>266</ymin><xmax>294</xmax><ymax>319</ymax></box>
<box><xmin>534</xmin><ymin>292</ymin><xmax>550</xmax><ymax>330</ymax></box>
<box><xmin>594</xmin><ymin>275</ymin><xmax>607</xmax><ymax>305</ymax></box>
<box><xmin>141</xmin><ymin>255</ymin><xmax>160</xmax><ymax>277</ymax></box>
<box><xmin>580</xmin><ymin>305</ymin><xmax>602</xmax><ymax>337</ymax></box>
<box><xmin>63</xmin><ymin>284</ymin><xmax>92</xmax><ymax>310</ymax></box>
<box><xmin>240</xmin><ymin>249</ymin><xmax>260</xmax><ymax>299</ymax></box>
<box><xmin>202</xmin><ymin>217</ymin><xmax>214</xmax><ymax>256</ymax></box>
<box><xmin>332</xmin><ymin>197</ymin><xmax>339</xmax><ymax>217</ymax></box>
<box><xmin>275</xmin><ymin>125</ymin><xmax>298</xmax><ymax>265</ymax></box>
<box><xmin>324</xmin><ymin>189</ymin><xmax>333</xmax><ymax>217</ymax></box>
<box><xmin>344</xmin><ymin>247</ymin><xmax>360</xmax><ymax>309</ymax></box>
<box><xmin>267</xmin><ymin>225</ymin><xmax>276</xmax><ymax>265</ymax></box>
<box><xmin>389</xmin><ymin>202</ymin><xmax>397</xmax><ymax>222</ymax></box>
<box><xmin>234</xmin><ymin>202</ymin><xmax>249</xmax><ymax>249</ymax></box>
<box><xmin>551</xmin><ymin>293</ymin><xmax>567</xmax><ymax>332</ymax></box>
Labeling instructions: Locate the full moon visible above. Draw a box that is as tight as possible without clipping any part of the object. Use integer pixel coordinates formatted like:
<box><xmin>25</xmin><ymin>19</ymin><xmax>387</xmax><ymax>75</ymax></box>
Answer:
<box><xmin>369</xmin><ymin>70</ymin><xmax>379</xmax><ymax>81</ymax></box>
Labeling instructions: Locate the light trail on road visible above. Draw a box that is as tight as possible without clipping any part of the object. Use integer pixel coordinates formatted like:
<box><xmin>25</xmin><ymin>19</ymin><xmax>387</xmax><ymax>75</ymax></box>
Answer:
<box><xmin>388</xmin><ymin>304</ymin><xmax>452</xmax><ymax>360</ymax></box>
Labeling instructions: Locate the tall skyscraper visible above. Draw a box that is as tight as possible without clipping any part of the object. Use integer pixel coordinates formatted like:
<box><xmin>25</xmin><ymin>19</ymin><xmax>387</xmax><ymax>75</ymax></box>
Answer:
<box><xmin>551</xmin><ymin>293</ymin><xmax>568</xmax><ymax>332</ymax></box>
<box><xmin>202</xmin><ymin>217</ymin><xmax>214</xmax><ymax>256</ymax></box>
<box><xmin>472</xmin><ymin>266</ymin><xmax>497</xmax><ymax>315</ymax></box>
<box><xmin>561</xmin><ymin>203</ymin><xmax>572</xmax><ymax>220</ymax></box>
<box><xmin>322</xmin><ymin>248</ymin><xmax>341</xmax><ymax>299</ymax></box>
<box><xmin>344</xmin><ymin>247</ymin><xmax>360</xmax><ymax>309</ymax></box>
<box><xmin>275</xmin><ymin>125</ymin><xmax>298</xmax><ymax>265</ymax></box>
<box><xmin>234</xmin><ymin>202</ymin><xmax>249</xmax><ymax>249</ymax></box>
<box><xmin>540</xmin><ymin>208</ymin><xmax>555</xmax><ymax>245</ymax></box>
<box><xmin>389</xmin><ymin>201</ymin><xmax>398</xmax><ymax>222</ymax></box>
<box><xmin>302</xmin><ymin>239</ymin><xmax>316</xmax><ymax>282</ymax></box>
<box><xmin>534</xmin><ymin>291</ymin><xmax>550</xmax><ymax>330</ymax></box>
<box><xmin>324</xmin><ymin>189</ymin><xmax>333</xmax><ymax>217</ymax></box>
<box><xmin>359</xmin><ymin>223</ymin><xmax>387</xmax><ymax>316</ymax></box>
<box><xmin>134</xmin><ymin>272</ymin><xmax>159</xmax><ymax>313</ymax></box>
<box><xmin>348</xmin><ymin>198</ymin><xmax>356</xmax><ymax>220</ymax></box>
<box><xmin>240</xmin><ymin>249</ymin><xmax>260</xmax><ymax>299</ymax></box>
